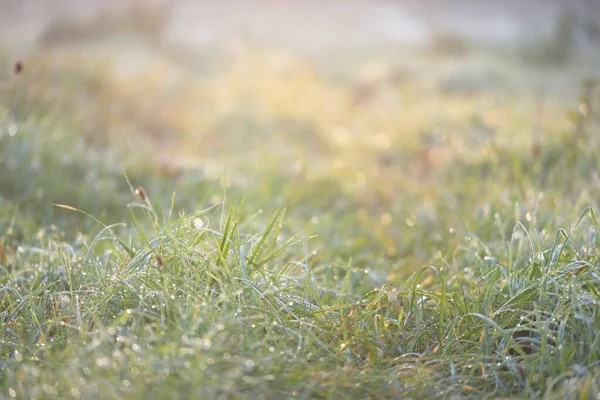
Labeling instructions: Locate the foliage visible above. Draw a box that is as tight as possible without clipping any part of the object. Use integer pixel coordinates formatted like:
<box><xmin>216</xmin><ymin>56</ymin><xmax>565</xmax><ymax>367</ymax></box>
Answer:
<box><xmin>1</xmin><ymin>45</ymin><xmax>600</xmax><ymax>398</ymax></box>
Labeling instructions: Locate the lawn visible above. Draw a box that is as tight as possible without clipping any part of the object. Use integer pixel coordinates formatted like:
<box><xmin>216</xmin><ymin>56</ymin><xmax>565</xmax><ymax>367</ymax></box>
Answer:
<box><xmin>1</xmin><ymin>19</ymin><xmax>600</xmax><ymax>399</ymax></box>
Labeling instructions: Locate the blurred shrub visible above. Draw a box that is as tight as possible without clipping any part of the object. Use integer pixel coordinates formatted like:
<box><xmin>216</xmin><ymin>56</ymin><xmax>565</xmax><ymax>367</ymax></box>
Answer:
<box><xmin>351</xmin><ymin>62</ymin><xmax>413</xmax><ymax>105</ymax></box>
<box><xmin>428</xmin><ymin>30</ymin><xmax>471</xmax><ymax>57</ymax></box>
<box><xmin>438</xmin><ymin>67</ymin><xmax>506</xmax><ymax>95</ymax></box>
<box><xmin>39</xmin><ymin>1</ymin><xmax>171</xmax><ymax>46</ymax></box>
<box><xmin>518</xmin><ymin>10</ymin><xmax>576</xmax><ymax>66</ymax></box>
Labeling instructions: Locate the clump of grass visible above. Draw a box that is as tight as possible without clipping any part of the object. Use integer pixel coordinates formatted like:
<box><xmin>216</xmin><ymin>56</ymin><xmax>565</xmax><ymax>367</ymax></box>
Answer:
<box><xmin>2</xmin><ymin>44</ymin><xmax>600</xmax><ymax>398</ymax></box>
<box><xmin>3</xmin><ymin>178</ymin><xmax>600</xmax><ymax>398</ymax></box>
<box><xmin>0</xmin><ymin>185</ymin><xmax>361</xmax><ymax>398</ymax></box>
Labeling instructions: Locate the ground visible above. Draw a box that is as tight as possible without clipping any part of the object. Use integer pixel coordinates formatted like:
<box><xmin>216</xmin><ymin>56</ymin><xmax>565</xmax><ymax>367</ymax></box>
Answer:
<box><xmin>1</xmin><ymin>1</ymin><xmax>600</xmax><ymax>399</ymax></box>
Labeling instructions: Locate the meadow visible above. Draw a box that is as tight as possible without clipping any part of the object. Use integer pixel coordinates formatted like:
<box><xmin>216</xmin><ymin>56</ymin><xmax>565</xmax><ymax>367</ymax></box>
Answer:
<box><xmin>1</xmin><ymin>7</ymin><xmax>600</xmax><ymax>398</ymax></box>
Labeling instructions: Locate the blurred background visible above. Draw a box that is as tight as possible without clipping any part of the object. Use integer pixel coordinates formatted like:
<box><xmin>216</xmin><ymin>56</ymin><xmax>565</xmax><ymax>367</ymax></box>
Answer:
<box><xmin>1</xmin><ymin>0</ymin><xmax>599</xmax><ymax>273</ymax></box>
<box><xmin>2</xmin><ymin>0</ymin><xmax>599</xmax><ymax>200</ymax></box>
<box><xmin>2</xmin><ymin>0</ymin><xmax>600</xmax><ymax>53</ymax></box>
<box><xmin>2</xmin><ymin>0</ymin><xmax>599</xmax><ymax>85</ymax></box>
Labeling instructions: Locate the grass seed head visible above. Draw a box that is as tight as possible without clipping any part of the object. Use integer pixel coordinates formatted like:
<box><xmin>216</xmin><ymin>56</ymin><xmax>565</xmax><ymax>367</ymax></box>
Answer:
<box><xmin>14</xmin><ymin>61</ymin><xmax>23</xmax><ymax>75</ymax></box>
<box><xmin>135</xmin><ymin>186</ymin><xmax>147</xmax><ymax>201</ymax></box>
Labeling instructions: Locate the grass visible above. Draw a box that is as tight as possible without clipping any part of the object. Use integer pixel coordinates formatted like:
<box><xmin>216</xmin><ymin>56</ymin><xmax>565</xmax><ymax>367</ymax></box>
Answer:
<box><xmin>1</xmin><ymin>42</ymin><xmax>600</xmax><ymax>399</ymax></box>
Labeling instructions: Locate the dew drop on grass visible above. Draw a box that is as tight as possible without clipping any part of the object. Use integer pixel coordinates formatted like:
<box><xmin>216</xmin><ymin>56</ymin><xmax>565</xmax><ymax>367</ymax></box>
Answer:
<box><xmin>8</xmin><ymin>123</ymin><xmax>17</xmax><ymax>136</ymax></box>
<box><xmin>95</xmin><ymin>357</ymin><xmax>110</xmax><ymax>368</ymax></box>
<box><xmin>42</xmin><ymin>384</ymin><xmax>58</xmax><ymax>395</ymax></box>
<box><xmin>193</xmin><ymin>218</ymin><xmax>204</xmax><ymax>230</ymax></box>
<box><xmin>380</xmin><ymin>213</ymin><xmax>392</xmax><ymax>226</ymax></box>
<box><xmin>68</xmin><ymin>387</ymin><xmax>82</xmax><ymax>399</ymax></box>
<box><xmin>484</xmin><ymin>256</ymin><xmax>497</xmax><ymax>267</ymax></box>
<box><xmin>386</xmin><ymin>246</ymin><xmax>397</xmax><ymax>257</ymax></box>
